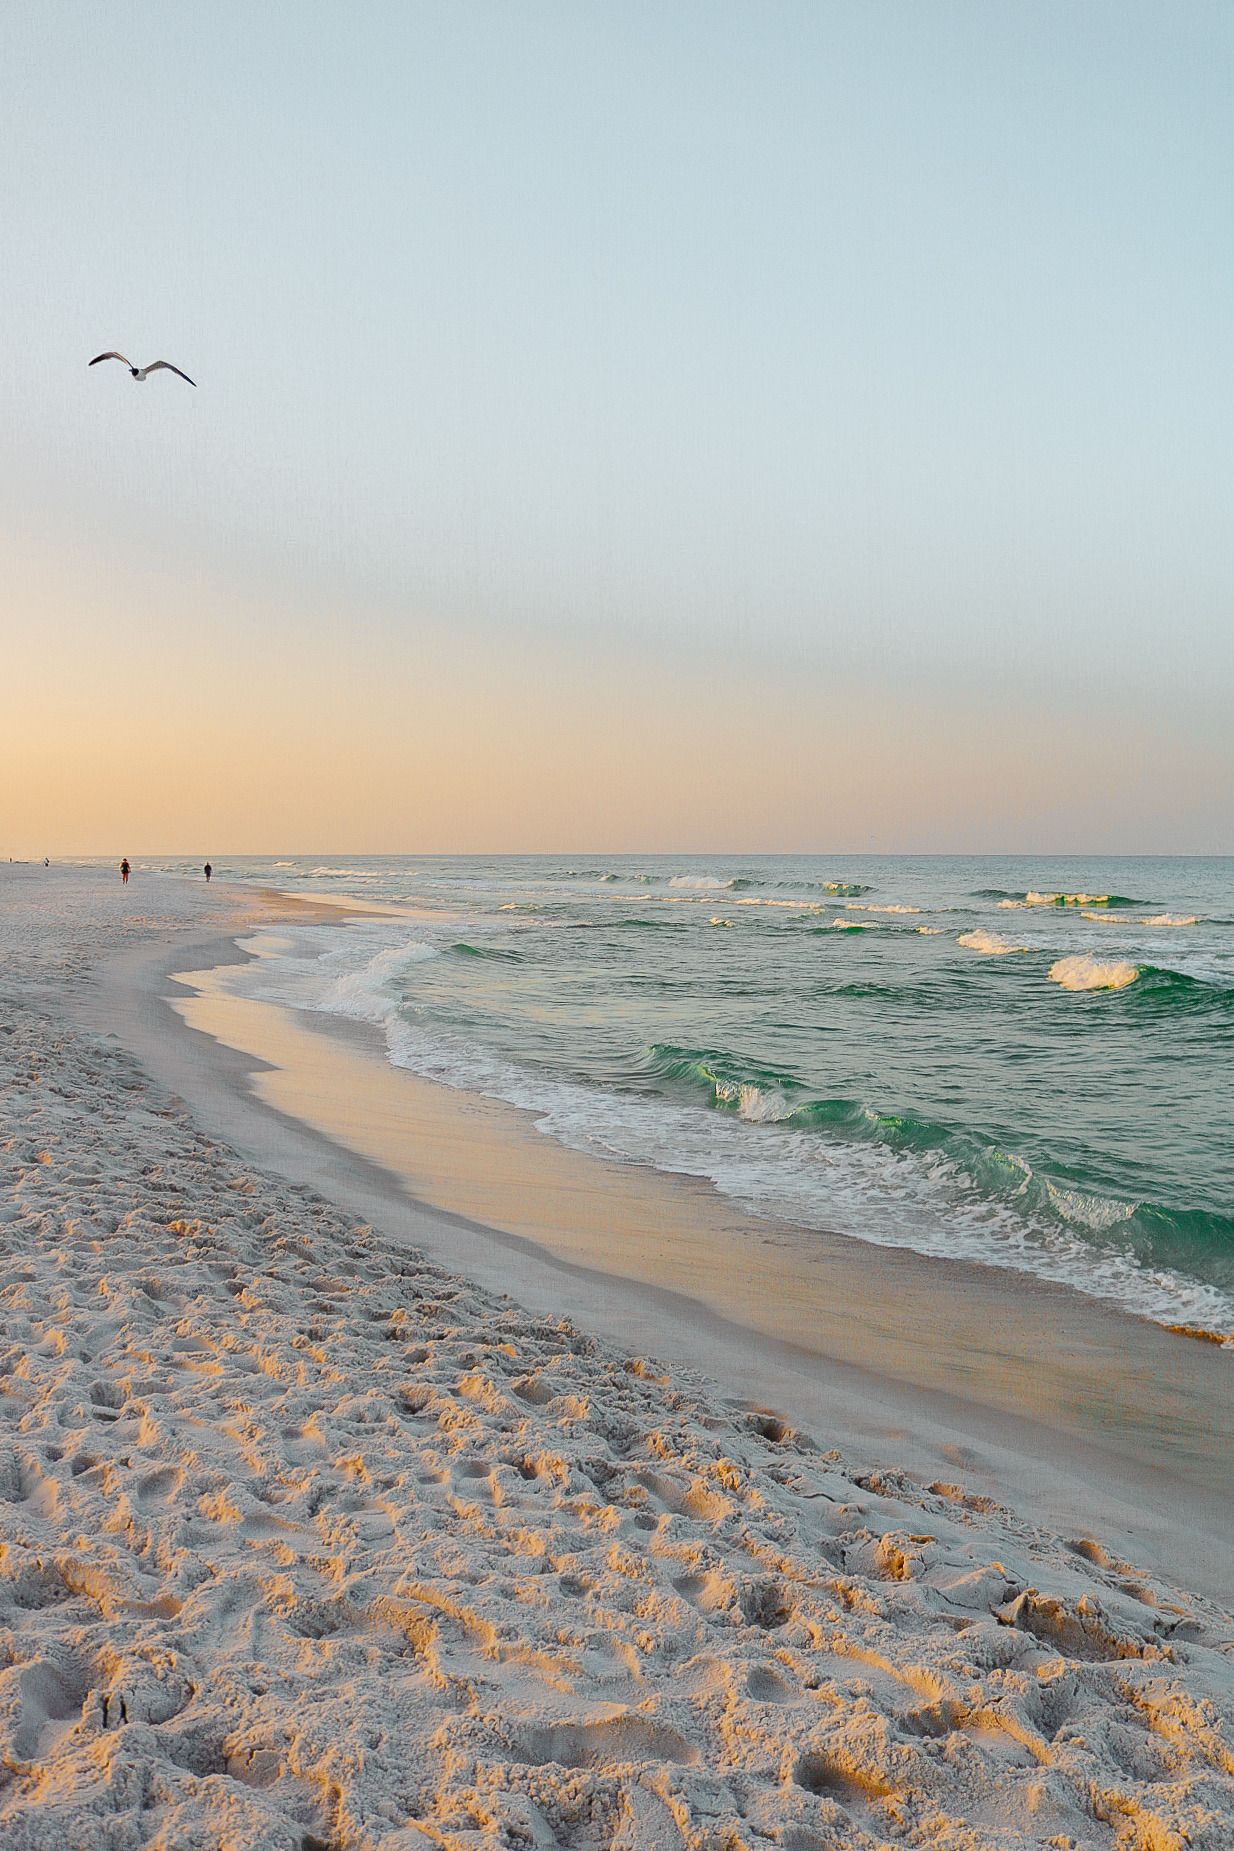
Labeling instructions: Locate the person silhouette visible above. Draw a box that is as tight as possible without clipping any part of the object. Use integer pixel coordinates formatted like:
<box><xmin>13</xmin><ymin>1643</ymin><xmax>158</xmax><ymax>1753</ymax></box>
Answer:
<box><xmin>120</xmin><ymin>858</ymin><xmax>130</xmax><ymax>884</ymax></box>
<box><xmin>204</xmin><ymin>862</ymin><xmax>213</xmax><ymax>882</ymax></box>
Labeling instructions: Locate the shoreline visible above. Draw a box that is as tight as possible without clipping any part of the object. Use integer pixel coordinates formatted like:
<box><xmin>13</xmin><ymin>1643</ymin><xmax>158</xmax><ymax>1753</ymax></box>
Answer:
<box><xmin>5</xmin><ymin>865</ymin><xmax>1233</xmax><ymax>1848</ymax></box>
<box><xmin>82</xmin><ymin>883</ymin><xmax>1234</xmax><ymax>1600</ymax></box>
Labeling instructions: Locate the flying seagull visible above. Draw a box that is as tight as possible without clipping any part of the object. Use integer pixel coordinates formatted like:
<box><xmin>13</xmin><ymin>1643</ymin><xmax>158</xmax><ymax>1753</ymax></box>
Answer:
<box><xmin>89</xmin><ymin>352</ymin><xmax>196</xmax><ymax>386</ymax></box>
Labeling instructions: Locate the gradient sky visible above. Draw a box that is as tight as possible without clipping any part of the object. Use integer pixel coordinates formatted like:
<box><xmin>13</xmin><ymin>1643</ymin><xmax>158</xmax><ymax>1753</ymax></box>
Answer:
<box><xmin>2</xmin><ymin>1</ymin><xmax>1232</xmax><ymax>854</ymax></box>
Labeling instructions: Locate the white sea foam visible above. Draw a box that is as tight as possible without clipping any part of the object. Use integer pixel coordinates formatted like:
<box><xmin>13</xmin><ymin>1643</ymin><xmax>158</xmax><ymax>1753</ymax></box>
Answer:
<box><xmin>827</xmin><ymin>916</ymin><xmax>875</xmax><ymax>930</ymax></box>
<box><xmin>668</xmin><ymin>875</ymin><xmax>729</xmax><ymax>890</ymax></box>
<box><xmin>734</xmin><ymin>897</ymin><xmax>824</xmax><ymax>910</ymax></box>
<box><xmin>1040</xmin><ymin>1176</ymin><xmax>1138</xmax><ymax>1232</ymax></box>
<box><xmin>1081</xmin><ymin>910</ymin><xmax>1199</xmax><ymax>928</ymax></box>
<box><xmin>1001</xmin><ymin>891</ymin><xmax>1111</xmax><ymax>909</ymax></box>
<box><xmin>713</xmin><ymin>1080</ymin><xmax>792</xmax><ymax>1122</ymax></box>
<box><xmin>232</xmin><ymin>922</ymin><xmax>442</xmax><ymax>1031</ymax></box>
<box><xmin>844</xmin><ymin>902</ymin><xmax>921</xmax><ymax>914</ymax></box>
<box><xmin>323</xmin><ymin>940</ymin><xmax>439</xmax><ymax>1017</ymax></box>
<box><xmin>1049</xmin><ymin>955</ymin><xmax>1141</xmax><ymax>992</ymax></box>
<box><xmin>957</xmin><ymin>929</ymin><xmax>1029</xmax><ymax>956</ymax></box>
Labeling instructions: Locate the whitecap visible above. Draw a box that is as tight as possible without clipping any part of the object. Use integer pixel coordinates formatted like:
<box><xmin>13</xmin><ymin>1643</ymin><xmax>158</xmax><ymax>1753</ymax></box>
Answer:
<box><xmin>1000</xmin><ymin>891</ymin><xmax>1109</xmax><ymax>909</ymax></box>
<box><xmin>1048</xmin><ymin>955</ymin><xmax>1140</xmax><ymax>992</ymax></box>
<box><xmin>735</xmin><ymin>897</ymin><xmax>824</xmax><ymax>910</ymax></box>
<box><xmin>713</xmin><ymin>1080</ymin><xmax>792</xmax><ymax>1123</ymax></box>
<box><xmin>957</xmin><ymin>930</ymin><xmax>1029</xmax><ymax>956</ymax></box>
<box><xmin>844</xmin><ymin>902</ymin><xmax>921</xmax><ymax>914</ymax></box>
<box><xmin>1026</xmin><ymin>890</ymin><xmax>1109</xmax><ymax>907</ymax></box>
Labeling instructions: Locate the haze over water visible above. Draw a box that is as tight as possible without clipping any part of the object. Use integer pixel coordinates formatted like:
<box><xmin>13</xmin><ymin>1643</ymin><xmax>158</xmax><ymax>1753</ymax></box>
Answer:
<box><xmin>127</xmin><ymin>854</ymin><xmax>1234</xmax><ymax>1335</ymax></box>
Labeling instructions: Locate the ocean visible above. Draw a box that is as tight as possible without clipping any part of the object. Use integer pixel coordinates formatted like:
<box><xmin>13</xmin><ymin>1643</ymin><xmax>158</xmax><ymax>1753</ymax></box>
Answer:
<box><xmin>131</xmin><ymin>854</ymin><xmax>1234</xmax><ymax>1336</ymax></box>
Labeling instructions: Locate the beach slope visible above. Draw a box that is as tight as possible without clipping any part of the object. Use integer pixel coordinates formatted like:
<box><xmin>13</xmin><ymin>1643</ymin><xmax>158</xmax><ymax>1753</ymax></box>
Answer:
<box><xmin>2</xmin><ymin>869</ymin><xmax>1232</xmax><ymax>1849</ymax></box>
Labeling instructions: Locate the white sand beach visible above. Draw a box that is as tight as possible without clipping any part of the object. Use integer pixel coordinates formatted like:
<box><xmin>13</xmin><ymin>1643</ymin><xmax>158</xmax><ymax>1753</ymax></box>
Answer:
<box><xmin>2</xmin><ymin>866</ymin><xmax>1233</xmax><ymax>1850</ymax></box>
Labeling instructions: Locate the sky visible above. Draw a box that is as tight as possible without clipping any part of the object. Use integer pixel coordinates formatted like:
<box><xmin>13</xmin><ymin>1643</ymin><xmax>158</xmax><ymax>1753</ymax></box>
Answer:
<box><xmin>2</xmin><ymin>0</ymin><xmax>1232</xmax><ymax>854</ymax></box>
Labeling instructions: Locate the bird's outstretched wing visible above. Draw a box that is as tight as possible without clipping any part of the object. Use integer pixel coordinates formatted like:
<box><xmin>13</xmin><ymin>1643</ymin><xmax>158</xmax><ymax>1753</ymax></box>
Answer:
<box><xmin>145</xmin><ymin>361</ymin><xmax>196</xmax><ymax>386</ymax></box>
<box><xmin>89</xmin><ymin>351</ymin><xmax>132</xmax><ymax>368</ymax></box>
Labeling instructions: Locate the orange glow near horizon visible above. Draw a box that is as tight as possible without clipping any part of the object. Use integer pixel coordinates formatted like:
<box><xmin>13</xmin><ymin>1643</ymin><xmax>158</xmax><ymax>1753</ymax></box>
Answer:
<box><xmin>5</xmin><ymin>528</ymin><xmax>1226</xmax><ymax>858</ymax></box>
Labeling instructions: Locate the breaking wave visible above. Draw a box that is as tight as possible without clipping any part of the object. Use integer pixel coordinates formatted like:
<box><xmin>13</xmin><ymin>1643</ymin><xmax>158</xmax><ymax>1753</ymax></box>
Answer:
<box><xmin>844</xmin><ymin>902</ymin><xmax>921</xmax><ymax>915</ymax></box>
<box><xmin>1049</xmin><ymin>955</ymin><xmax>1141</xmax><ymax>992</ymax></box>
<box><xmin>979</xmin><ymin>889</ymin><xmax>1149</xmax><ymax>909</ymax></box>
<box><xmin>1047</xmin><ymin>957</ymin><xmax>1231</xmax><ymax>1005</ymax></box>
<box><xmin>628</xmin><ymin>1043</ymin><xmax>1234</xmax><ymax>1325</ymax></box>
<box><xmin>957</xmin><ymin>930</ymin><xmax>1030</xmax><ymax>956</ymax></box>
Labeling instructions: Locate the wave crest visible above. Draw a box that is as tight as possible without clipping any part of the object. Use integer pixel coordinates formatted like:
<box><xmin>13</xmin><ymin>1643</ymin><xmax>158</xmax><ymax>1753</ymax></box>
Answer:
<box><xmin>644</xmin><ymin>1044</ymin><xmax>803</xmax><ymax>1121</ymax></box>
<box><xmin>1049</xmin><ymin>955</ymin><xmax>1141</xmax><ymax>991</ymax></box>
<box><xmin>985</xmin><ymin>889</ymin><xmax>1148</xmax><ymax>909</ymax></box>
<box><xmin>844</xmin><ymin>902</ymin><xmax>921</xmax><ymax>915</ymax></box>
<box><xmin>957</xmin><ymin>930</ymin><xmax>1029</xmax><ymax>956</ymax></box>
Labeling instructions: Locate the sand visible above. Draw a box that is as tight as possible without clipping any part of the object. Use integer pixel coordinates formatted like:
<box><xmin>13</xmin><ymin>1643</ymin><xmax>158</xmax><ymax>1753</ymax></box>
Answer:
<box><xmin>2</xmin><ymin>867</ymin><xmax>1232</xmax><ymax>1849</ymax></box>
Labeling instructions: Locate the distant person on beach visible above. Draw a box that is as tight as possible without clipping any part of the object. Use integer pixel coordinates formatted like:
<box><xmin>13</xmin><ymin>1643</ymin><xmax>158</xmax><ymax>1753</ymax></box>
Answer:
<box><xmin>120</xmin><ymin>858</ymin><xmax>130</xmax><ymax>884</ymax></box>
<box><xmin>204</xmin><ymin>862</ymin><xmax>212</xmax><ymax>882</ymax></box>
<box><xmin>43</xmin><ymin>857</ymin><xmax>49</xmax><ymax>867</ymax></box>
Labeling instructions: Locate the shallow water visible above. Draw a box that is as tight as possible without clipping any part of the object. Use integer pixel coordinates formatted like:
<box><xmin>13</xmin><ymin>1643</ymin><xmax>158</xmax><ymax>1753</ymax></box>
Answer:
<box><xmin>121</xmin><ymin>853</ymin><xmax>1234</xmax><ymax>1333</ymax></box>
